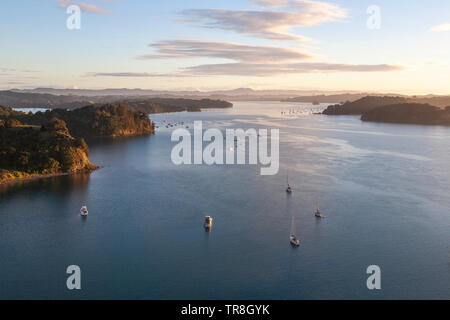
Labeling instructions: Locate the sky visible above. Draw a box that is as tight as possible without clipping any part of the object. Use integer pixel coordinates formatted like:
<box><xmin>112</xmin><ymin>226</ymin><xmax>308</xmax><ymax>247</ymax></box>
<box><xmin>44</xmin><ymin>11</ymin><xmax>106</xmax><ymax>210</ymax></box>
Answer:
<box><xmin>1</xmin><ymin>0</ymin><xmax>450</xmax><ymax>94</ymax></box>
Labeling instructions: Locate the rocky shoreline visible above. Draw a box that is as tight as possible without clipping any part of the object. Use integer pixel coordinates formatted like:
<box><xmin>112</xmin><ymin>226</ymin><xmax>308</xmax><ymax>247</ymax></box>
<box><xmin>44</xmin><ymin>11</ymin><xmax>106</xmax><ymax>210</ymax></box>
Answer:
<box><xmin>0</xmin><ymin>167</ymin><xmax>100</xmax><ymax>186</ymax></box>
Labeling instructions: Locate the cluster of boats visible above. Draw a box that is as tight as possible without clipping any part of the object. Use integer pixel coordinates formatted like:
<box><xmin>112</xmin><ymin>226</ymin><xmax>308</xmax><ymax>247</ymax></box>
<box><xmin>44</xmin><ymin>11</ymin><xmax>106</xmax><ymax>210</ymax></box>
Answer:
<box><xmin>155</xmin><ymin>120</ymin><xmax>189</xmax><ymax>129</ymax></box>
<box><xmin>286</xmin><ymin>171</ymin><xmax>323</xmax><ymax>247</ymax></box>
<box><xmin>281</xmin><ymin>106</ymin><xmax>320</xmax><ymax>116</ymax></box>
<box><xmin>79</xmin><ymin>172</ymin><xmax>323</xmax><ymax>248</ymax></box>
<box><xmin>201</xmin><ymin>171</ymin><xmax>324</xmax><ymax>248</ymax></box>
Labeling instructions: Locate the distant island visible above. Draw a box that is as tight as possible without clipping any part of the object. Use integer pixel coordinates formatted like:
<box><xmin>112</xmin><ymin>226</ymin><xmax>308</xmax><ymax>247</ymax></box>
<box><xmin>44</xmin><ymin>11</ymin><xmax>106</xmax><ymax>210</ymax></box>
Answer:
<box><xmin>0</xmin><ymin>90</ymin><xmax>233</xmax><ymax>112</ymax></box>
<box><xmin>118</xmin><ymin>98</ymin><xmax>233</xmax><ymax>114</ymax></box>
<box><xmin>322</xmin><ymin>96</ymin><xmax>408</xmax><ymax>115</ymax></box>
<box><xmin>361</xmin><ymin>103</ymin><xmax>450</xmax><ymax>126</ymax></box>
<box><xmin>0</xmin><ymin>103</ymin><xmax>155</xmax><ymax>184</ymax></box>
<box><xmin>283</xmin><ymin>93</ymin><xmax>370</xmax><ymax>104</ymax></box>
<box><xmin>322</xmin><ymin>96</ymin><xmax>450</xmax><ymax>126</ymax></box>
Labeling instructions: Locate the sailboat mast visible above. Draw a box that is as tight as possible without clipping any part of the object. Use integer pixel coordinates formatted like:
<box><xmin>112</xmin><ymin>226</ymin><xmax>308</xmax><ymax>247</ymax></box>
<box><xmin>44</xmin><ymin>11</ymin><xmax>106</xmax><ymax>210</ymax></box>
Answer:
<box><xmin>290</xmin><ymin>216</ymin><xmax>295</xmax><ymax>235</ymax></box>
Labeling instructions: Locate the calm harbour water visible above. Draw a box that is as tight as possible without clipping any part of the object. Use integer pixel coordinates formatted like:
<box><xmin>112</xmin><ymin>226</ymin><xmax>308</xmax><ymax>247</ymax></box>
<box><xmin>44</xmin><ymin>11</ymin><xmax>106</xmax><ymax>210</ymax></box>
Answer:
<box><xmin>1</xmin><ymin>101</ymin><xmax>449</xmax><ymax>299</ymax></box>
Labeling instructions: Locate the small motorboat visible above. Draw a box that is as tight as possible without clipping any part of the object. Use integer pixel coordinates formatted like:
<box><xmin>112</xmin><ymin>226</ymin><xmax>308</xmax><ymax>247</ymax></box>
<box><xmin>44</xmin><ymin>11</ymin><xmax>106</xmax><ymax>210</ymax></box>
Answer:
<box><xmin>204</xmin><ymin>216</ymin><xmax>213</xmax><ymax>229</ymax></box>
<box><xmin>80</xmin><ymin>205</ymin><xmax>88</xmax><ymax>216</ymax></box>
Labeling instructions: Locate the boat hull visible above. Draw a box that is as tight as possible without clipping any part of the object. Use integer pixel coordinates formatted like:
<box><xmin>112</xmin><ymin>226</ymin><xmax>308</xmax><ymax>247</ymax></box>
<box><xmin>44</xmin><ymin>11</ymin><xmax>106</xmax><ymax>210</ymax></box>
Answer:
<box><xmin>290</xmin><ymin>236</ymin><xmax>300</xmax><ymax>246</ymax></box>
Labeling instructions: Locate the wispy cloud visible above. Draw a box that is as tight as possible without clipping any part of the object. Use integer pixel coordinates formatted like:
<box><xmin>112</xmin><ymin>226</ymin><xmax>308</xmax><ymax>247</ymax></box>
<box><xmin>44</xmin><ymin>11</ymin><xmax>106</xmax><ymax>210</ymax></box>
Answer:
<box><xmin>180</xmin><ymin>0</ymin><xmax>348</xmax><ymax>41</ymax></box>
<box><xmin>184</xmin><ymin>62</ymin><xmax>405</xmax><ymax>76</ymax></box>
<box><xmin>137</xmin><ymin>40</ymin><xmax>316</xmax><ymax>63</ymax></box>
<box><xmin>57</xmin><ymin>0</ymin><xmax>111</xmax><ymax>14</ymax></box>
<box><xmin>88</xmin><ymin>72</ymin><xmax>173</xmax><ymax>77</ymax></box>
<box><xmin>89</xmin><ymin>1</ymin><xmax>404</xmax><ymax>79</ymax></box>
<box><xmin>90</xmin><ymin>62</ymin><xmax>404</xmax><ymax>78</ymax></box>
<box><xmin>430</xmin><ymin>23</ymin><xmax>450</xmax><ymax>32</ymax></box>
<box><xmin>0</xmin><ymin>68</ymin><xmax>41</xmax><ymax>73</ymax></box>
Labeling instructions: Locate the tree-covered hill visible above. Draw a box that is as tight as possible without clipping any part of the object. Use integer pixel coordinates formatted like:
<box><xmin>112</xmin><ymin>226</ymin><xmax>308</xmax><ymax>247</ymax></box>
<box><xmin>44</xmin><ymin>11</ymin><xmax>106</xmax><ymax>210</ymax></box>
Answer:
<box><xmin>0</xmin><ymin>118</ymin><xmax>97</xmax><ymax>184</ymax></box>
<box><xmin>361</xmin><ymin>104</ymin><xmax>450</xmax><ymax>125</ymax></box>
<box><xmin>322</xmin><ymin>96</ymin><xmax>408</xmax><ymax>115</ymax></box>
<box><xmin>0</xmin><ymin>103</ymin><xmax>156</xmax><ymax>183</ymax></box>
<box><xmin>0</xmin><ymin>104</ymin><xmax>155</xmax><ymax>138</ymax></box>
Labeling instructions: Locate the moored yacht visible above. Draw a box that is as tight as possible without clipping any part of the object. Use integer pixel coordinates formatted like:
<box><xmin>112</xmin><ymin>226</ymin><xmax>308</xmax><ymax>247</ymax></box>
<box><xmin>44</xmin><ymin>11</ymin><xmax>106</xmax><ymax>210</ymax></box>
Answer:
<box><xmin>204</xmin><ymin>216</ymin><xmax>213</xmax><ymax>229</ymax></box>
<box><xmin>315</xmin><ymin>200</ymin><xmax>323</xmax><ymax>218</ymax></box>
<box><xmin>286</xmin><ymin>184</ymin><xmax>292</xmax><ymax>193</ymax></box>
<box><xmin>289</xmin><ymin>216</ymin><xmax>300</xmax><ymax>246</ymax></box>
<box><xmin>80</xmin><ymin>205</ymin><xmax>88</xmax><ymax>216</ymax></box>
<box><xmin>290</xmin><ymin>234</ymin><xmax>300</xmax><ymax>246</ymax></box>
<box><xmin>286</xmin><ymin>170</ymin><xmax>292</xmax><ymax>193</ymax></box>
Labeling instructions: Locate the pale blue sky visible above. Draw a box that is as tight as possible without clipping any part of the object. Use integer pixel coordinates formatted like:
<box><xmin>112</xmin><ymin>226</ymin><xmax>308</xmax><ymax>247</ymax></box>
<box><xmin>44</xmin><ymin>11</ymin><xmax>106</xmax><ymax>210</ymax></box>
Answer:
<box><xmin>1</xmin><ymin>0</ymin><xmax>449</xmax><ymax>93</ymax></box>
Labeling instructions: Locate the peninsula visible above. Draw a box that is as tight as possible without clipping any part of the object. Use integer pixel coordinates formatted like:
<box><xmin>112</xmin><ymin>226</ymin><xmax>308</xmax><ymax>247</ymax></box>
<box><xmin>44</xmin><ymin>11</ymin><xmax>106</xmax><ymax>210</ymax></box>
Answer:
<box><xmin>0</xmin><ymin>118</ymin><xmax>97</xmax><ymax>184</ymax></box>
<box><xmin>0</xmin><ymin>103</ymin><xmax>156</xmax><ymax>184</ymax></box>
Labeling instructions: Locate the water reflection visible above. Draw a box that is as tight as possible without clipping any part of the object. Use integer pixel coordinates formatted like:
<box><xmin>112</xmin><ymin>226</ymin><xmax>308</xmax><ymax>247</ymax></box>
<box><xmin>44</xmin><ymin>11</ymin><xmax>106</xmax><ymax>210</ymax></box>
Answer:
<box><xmin>1</xmin><ymin>101</ymin><xmax>450</xmax><ymax>299</ymax></box>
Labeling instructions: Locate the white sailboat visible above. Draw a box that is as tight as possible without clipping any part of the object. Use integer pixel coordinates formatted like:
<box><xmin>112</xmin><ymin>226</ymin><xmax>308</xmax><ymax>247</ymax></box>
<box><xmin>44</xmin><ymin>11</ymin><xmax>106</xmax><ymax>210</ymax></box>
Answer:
<box><xmin>315</xmin><ymin>200</ymin><xmax>323</xmax><ymax>218</ymax></box>
<box><xmin>286</xmin><ymin>170</ymin><xmax>292</xmax><ymax>193</ymax></box>
<box><xmin>289</xmin><ymin>216</ymin><xmax>300</xmax><ymax>246</ymax></box>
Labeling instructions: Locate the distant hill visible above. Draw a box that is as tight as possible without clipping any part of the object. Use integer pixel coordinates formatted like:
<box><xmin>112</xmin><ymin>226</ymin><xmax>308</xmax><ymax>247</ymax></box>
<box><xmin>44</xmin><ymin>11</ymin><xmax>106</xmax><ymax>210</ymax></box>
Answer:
<box><xmin>361</xmin><ymin>103</ymin><xmax>450</xmax><ymax>126</ymax></box>
<box><xmin>8</xmin><ymin>88</ymin><xmax>368</xmax><ymax>101</ymax></box>
<box><xmin>322</xmin><ymin>96</ymin><xmax>408</xmax><ymax>115</ymax></box>
<box><xmin>6</xmin><ymin>88</ymin><xmax>450</xmax><ymax>105</ymax></box>
<box><xmin>0</xmin><ymin>90</ymin><xmax>233</xmax><ymax>112</ymax></box>
<box><xmin>283</xmin><ymin>93</ymin><xmax>371</xmax><ymax>104</ymax></box>
<box><xmin>407</xmin><ymin>96</ymin><xmax>450</xmax><ymax>108</ymax></box>
<box><xmin>0</xmin><ymin>90</ymin><xmax>98</xmax><ymax>109</ymax></box>
<box><xmin>120</xmin><ymin>98</ymin><xmax>233</xmax><ymax>114</ymax></box>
